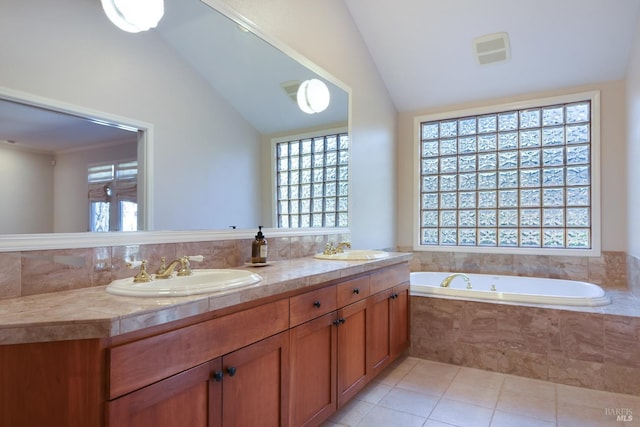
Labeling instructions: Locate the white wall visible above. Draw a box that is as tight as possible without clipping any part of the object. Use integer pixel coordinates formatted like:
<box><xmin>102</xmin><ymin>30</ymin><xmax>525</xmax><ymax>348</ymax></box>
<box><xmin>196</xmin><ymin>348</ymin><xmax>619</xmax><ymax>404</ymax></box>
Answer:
<box><xmin>220</xmin><ymin>0</ymin><xmax>399</xmax><ymax>250</ymax></box>
<box><xmin>397</xmin><ymin>80</ymin><xmax>628</xmax><ymax>252</ymax></box>
<box><xmin>0</xmin><ymin>146</ymin><xmax>53</xmax><ymax>233</ymax></box>
<box><xmin>626</xmin><ymin>13</ymin><xmax>640</xmax><ymax>258</ymax></box>
<box><xmin>0</xmin><ymin>0</ymin><xmax>262</xmax><ymax>232</ymax></box>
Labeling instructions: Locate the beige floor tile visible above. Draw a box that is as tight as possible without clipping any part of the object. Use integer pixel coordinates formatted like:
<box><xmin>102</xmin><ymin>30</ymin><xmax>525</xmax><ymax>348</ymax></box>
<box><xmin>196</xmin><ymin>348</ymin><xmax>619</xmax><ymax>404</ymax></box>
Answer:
<box><xmin>423</xmin><ymin>420</ymin><xmax>458</xmax><ymax>427</ymax></box>
<box><xmin>411</xmin><ymin>359</ymin><xmax>460</xmax><ymax>382</ymax></box>
<box><xmin>556</xmin><ymin>383</ymin><xmax>621</xmax><ymax>408</ymax></box>
<box><xmin>377</xmin><ymin>387</ymin><xmax>440</xmax><ymax>418</ymax></box>
<box><xmin>443</xmin><ymin>379</ymin><xmax>501</xmax><ymax>408</ymax></box>
<box><xmin>615</xmin><ymin>392</ymin><xmax>640</xmax><ymax>411</ymax></box>
<box><xmin>429</xmin><ymin>398</ymin><xmax>494</xmax><ymax>427</ymax></box>
<box><xmin>396</xmin><ymin>370</ymin><xmax>454</xmax><ymax>397</ymax></box>
<box><xmin>490</xmin><ymin>410</ymin><xmax>555</xmax><ymax>427</ymax></box>
<box><xmin>452</xmin><ymin>367</ymin><xmax>505</xmax><ymax>391</ymax></box>
<box><xmin>374</xmin><ymin>357</ymin><xmax>419</xmax><ymax>386</ymax></box>
<box><xmin>330</xmin><ymin>358</ymin><xmax>640</xmax><ymax>427</ymax></box>
<box><xmin>496</xmin><ymin>391</ymin><xmax>556</xmax><ymax>422</ymax></box>
<box><xmin>557</xmin><ymin>402</ymin><xmax>632</xmax><ymax>427</ymax></box>
<box><xmin>354</xmin><ymin>381</ymin><xmax>393</xmax><ymax>404</ymax></box>
<box><xmin>501</xmin><ymin>374</ymin><xmax>556</xmax><ymax>401</ymax></box>
<box><xmin>328</xmin><ymin>398</ymin><xmax>375</xmax><ymax>427</ymax></box>
<box><xmin>354</xmin><ymin>405</ymin><xmax>426</xmax><ymax>427</ymax></box>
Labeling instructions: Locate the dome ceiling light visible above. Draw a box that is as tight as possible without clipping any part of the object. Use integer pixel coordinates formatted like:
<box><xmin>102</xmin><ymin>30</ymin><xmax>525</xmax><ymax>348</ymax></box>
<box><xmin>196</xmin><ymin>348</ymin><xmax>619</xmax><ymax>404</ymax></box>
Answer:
<box><xmin>297</xmin><ymin>79</ymin><xmax>331</xmax><ymax>114</ymax></box>
<box><xmin>101</xmin><ymin>0</ymin><xmax>165</xmax><ymax>33</ymax></box>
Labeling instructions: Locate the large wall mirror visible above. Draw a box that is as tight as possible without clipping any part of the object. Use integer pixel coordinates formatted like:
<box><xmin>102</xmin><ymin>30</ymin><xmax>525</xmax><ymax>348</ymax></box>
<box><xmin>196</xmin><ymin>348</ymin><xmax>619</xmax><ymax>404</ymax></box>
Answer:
<box><xmin>0</xmin><ymin>0</ymin><xmax>349</xmax><ymax>250</ymax></box>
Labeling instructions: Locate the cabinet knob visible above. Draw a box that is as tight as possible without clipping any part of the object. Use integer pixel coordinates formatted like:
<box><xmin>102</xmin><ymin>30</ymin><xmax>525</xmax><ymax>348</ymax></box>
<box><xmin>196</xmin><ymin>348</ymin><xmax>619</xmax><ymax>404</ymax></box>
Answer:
<box><xmin>226</xmin><ymin>366</ymin><xmax>237</xmax><ymax>377</ymax></box>
<box><xmin>212</xmin><ymin>371</ymin><xmax>224</xmax><ymax>382</ymax></box>
<box><xmin>332</xmin><ymin>318</ymin><xmax>346</xmax><ymax>326</ymax></box>
<box><xmin>313</xmin><ymin>300</ymin><xmax>321</xmax><ymax>308</ymax></box>
<box><xmin>353</xmin><ymin>288</ymin><xmax>360</xmax><ymax>295</ymax></box>
<box><xmin>390</xmin><ymin>293</ymin><xmax>398</xmax><ymax>300</ymax></box>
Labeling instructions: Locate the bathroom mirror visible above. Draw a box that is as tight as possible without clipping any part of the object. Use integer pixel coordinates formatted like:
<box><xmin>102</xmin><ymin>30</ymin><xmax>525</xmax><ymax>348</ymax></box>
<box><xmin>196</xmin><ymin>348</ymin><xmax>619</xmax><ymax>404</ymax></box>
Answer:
<box><xmin>0</xmin><ymin>0</ymin><xmax>349</xmax><ymax>249</ymax></box>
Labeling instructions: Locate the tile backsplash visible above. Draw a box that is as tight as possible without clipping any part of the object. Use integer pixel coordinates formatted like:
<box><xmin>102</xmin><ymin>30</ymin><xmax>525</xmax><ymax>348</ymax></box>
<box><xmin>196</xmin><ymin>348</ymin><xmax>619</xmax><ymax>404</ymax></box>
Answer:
<box><xmin>2</xmin><ymin>241</ymin><xmax>637</xmax><ymax>300</ymax></box>
<box><xmin>0</xmin><ymin>232</ymin><xmax>349</xmax><ymax>299</ymax></box>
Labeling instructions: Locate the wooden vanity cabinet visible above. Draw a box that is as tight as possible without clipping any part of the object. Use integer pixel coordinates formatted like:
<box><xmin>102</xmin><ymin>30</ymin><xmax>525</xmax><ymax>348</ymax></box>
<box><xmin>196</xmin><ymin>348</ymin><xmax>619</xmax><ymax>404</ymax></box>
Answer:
<box><xmin>0</xmin><ymin>261</ymin><xmax>409</xmax><ymax>427</ymax></box>
<box><xmin>107</xmin><ymin>331</ymin><xmax>289</xmax><ymax>427</ymax></box>
<box><xmin>368</xmin><ymin>282</ymin><xmax>410</xmax><ymax>378</ymax></box>
<box><xmin>289</xmin><ymin>266</ymin><xmax>409</xmax><ymax>427</ymax></box>
<box><xmin>106</xmin><ymin>300</ymin><xmax>290</xmax><ymax>427</ymax></box>
<box><xmin>289</xmin><ymin>311</ymin><xmax>338</xmax><ymax>427</ymax></box>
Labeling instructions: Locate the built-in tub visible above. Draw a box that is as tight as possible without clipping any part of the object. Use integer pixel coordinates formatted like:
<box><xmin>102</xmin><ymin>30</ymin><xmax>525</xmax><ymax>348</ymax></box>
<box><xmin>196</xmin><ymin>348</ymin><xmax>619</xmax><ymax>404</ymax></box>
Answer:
<box><xmin>410</xmin><ymin>272</ymin><xmax>610</xmax><ymax>307</ymax></box>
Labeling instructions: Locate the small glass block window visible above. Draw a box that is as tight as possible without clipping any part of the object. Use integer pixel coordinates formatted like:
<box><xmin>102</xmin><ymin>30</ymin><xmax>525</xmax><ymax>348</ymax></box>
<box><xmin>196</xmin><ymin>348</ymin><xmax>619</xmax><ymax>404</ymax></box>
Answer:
<box><xmin>419</xmin><ymin>99</ymin><xmax>593</xmax><ymax>251</ymax></box>
<box><xmin>276</xmin><ymin>132</ymin><xmax>349</xmax><ymax>228</ymax></box>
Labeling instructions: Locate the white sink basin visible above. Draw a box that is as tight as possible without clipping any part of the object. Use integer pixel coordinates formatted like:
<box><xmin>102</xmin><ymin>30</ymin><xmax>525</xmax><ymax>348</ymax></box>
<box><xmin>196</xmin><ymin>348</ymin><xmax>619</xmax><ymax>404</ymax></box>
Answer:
<box><xmin>106</xmin><ymin>269</ymin><xmax>263</xmax><ymax>297</ymax></box>
<box><xmin>314</xmin><ymin>250</ymin><xmax>389</xmax><ymax>261</ymax></box>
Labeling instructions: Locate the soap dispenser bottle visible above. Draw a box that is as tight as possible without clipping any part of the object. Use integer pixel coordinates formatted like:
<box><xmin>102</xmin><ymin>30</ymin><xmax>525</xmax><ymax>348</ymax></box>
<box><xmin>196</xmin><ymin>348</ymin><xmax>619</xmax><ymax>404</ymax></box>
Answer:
<box><xmin>252</xmin><ymin>226</ymin><xmax>268</xmax><ymax>263</ymax></box>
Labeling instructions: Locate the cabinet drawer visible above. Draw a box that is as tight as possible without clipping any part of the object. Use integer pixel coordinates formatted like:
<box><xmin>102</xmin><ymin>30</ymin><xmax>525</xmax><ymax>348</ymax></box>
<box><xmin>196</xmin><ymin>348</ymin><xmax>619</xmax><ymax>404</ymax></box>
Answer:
<box><xmin>370</xmin><ymin>264</ymin><xmax>410</xmax><ymax>294</ymax></box>
<box><xmin>336</xmin><ymin>276</ymin><xmax>370</xmax><ymax>307</ymax></box>
<box><xmin>289</xmin><ymin>285</ymin><xmax>337</xmax><ymax>327</ymax></box>
<box><xmin>108</xmin><ymin>298</ymin><xmax>289</xmax><ymax>399</ymax></box>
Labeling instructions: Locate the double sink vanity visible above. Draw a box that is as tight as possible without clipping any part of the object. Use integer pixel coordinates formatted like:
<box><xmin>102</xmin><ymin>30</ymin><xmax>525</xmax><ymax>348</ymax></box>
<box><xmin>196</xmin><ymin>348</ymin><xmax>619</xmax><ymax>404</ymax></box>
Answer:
<box><xmin>0</xmin><ymin>251</ymin><xmax>411</xmax><ymax>427</ymax></box>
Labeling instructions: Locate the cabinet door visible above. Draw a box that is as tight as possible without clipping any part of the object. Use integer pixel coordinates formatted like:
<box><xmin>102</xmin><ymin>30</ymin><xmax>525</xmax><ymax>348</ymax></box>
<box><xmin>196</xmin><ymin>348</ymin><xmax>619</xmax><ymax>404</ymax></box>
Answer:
<box><xmin>221</xmin><ymin>332</ymin><xmax>290</xmax><ymax>427</ymax></box>
<box><xmin>336</xmin><ymin>298</ymin><xmax>369</xmax><ymax>407</ymax></box>
<box><xmin>107</xmin><ymin>360</ymin><xmax>220</xmax><ymax>427</ymax></box>
<box><xmin>367</xmin><ymin>288</ymin><xmax>393</xmax><ymax>377</ymax></box>
<box><xmin>289</xmin><ymin>311</ymin><xmax>337</xmax><ymax>427</ymax></box>
<box><xmin>390</xmin><ymin>283</ymin><xmax>410</xmax><ymax>358</ymax></box>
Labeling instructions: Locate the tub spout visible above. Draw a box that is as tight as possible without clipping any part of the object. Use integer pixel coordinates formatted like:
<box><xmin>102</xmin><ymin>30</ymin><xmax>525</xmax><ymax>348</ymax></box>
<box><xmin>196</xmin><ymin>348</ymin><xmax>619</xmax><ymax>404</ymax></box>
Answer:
<box><xmin>440</xmin><ymin>273</ymin><xmax>472</xmax><ymax>289</ymax></box>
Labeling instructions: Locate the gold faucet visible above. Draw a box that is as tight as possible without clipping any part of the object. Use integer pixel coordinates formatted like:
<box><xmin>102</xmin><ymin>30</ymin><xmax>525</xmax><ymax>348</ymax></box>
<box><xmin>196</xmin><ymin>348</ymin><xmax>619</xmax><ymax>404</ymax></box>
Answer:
<box><xmin>440</xmin><ymin>272</ymin><xmax>472</xmax><ymax>289</ymax></box>
<box><xmin>127</xmin><ymin>260</ymin><xmax>153</xmax><ymax>283</ymax></box>
<box><xmin>155</xmin><ymin>256</ymin><xmax>192</xmax><ymax>279</ymax></box>
<box><xmin>323</xmin><ymin>241</ymin><xmax>351</xmax><ymax>255</ymax></box>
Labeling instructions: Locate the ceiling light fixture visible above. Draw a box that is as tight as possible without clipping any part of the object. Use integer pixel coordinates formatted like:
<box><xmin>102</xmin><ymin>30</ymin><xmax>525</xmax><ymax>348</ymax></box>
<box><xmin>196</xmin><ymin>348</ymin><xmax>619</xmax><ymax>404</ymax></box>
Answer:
<box><xmin>297</xmin><ymin>79</ymin><xmax>330</xmax><ymax>114</ymax></box>
<box><xmin>101</xmin><ymin>0</ymin><xmax>165</xmax><ymax>33</ymax></box>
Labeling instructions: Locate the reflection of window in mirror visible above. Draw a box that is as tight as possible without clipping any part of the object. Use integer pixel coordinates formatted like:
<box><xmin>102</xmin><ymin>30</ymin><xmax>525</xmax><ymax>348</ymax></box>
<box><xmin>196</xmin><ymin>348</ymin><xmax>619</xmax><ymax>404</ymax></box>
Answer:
<box><xmin>274</xmin><ymin>129</ymin><xmax>349</xmax><ymax>228</ymax></box>
<box><xmin>88</xmin><ymin>160</ymin><xmax>138</xmax><ymax>232</ymax></box>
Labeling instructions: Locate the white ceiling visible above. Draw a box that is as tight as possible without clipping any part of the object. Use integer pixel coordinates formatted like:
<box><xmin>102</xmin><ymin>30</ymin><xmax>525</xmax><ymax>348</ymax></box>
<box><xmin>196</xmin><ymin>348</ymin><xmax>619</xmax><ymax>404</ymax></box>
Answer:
<box><xmin>344</xmin><ymin>0</ymin><xmax>640</xmax><ymax>112</ymax></box>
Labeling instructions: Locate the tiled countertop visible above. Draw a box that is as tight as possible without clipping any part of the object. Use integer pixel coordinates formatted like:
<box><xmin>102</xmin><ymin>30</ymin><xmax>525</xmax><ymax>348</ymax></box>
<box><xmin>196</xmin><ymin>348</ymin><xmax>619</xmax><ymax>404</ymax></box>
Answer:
<box><xmin>0</xmin><ymin>253</ymin><xmax>411</xmax><ymax>345</ymax></box>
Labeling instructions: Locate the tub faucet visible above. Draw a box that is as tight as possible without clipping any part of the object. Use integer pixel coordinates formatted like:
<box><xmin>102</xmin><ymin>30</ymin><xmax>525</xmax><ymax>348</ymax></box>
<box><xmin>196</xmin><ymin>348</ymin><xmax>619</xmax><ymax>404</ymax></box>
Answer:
<box><xmin>440</xmin><ymin>273</ymin><xmax>472</xmax><ymax>289</ymax></box>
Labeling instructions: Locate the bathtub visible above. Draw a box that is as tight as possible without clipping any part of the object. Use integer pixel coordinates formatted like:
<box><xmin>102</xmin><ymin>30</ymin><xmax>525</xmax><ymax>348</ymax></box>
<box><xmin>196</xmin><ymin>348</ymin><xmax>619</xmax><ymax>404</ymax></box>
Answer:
<box><xmin>410</xmin><ymin>272</ymin><xmax>610</xmax><ymax>307</ymax></box>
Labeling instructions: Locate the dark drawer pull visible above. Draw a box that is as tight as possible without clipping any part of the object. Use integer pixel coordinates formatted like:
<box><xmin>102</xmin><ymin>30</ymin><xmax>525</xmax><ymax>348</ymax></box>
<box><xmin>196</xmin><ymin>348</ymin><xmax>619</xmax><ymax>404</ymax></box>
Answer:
<box><xmin>332</xmin><ymin>318</ymin><xmax>346</xmax><ymax>326</ymax></box>
<box><xmin>353</xmin><ymin>288</ymin><xmax>360</xmax><ymax>295</ymax></box>
<box><xmin>226</xmin><ymin>367</ymin><xmax>237</xmax><ymax>377</ymax></box>
<box><xmin>212</xmin><ymin>371</ymin><xmax>224</xmax><ymax>382</ymax></box>
<box><xmin>313</xmin><ymin>300</ymin><xmax>321</xmax><ymax>308</ymax></box>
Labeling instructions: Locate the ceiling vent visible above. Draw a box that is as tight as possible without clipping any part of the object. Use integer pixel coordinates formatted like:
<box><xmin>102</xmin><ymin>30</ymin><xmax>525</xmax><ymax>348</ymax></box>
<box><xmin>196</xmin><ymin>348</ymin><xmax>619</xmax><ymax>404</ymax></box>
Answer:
<box><xmin>473</xmin><ymin>32</ymin><xmax>510</xmax><ymax>65</ymax></box>
<box><xmin>281</xmin><ymin>80</ymin><xmax>301</xmax><ymax>102</ymax></box>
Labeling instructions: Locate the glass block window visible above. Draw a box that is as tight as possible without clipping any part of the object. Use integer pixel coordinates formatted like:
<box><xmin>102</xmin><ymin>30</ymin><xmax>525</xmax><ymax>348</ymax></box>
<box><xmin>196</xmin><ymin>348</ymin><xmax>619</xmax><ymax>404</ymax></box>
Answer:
<box><xmin>276</xmin><ymin>131</ymin><xmax>349</xmax><ymax>228</ymax></box>
<box><xmin>418</xmin><ymin>94</ymin><xmax>599</xmax><ymax>253</ymax></box>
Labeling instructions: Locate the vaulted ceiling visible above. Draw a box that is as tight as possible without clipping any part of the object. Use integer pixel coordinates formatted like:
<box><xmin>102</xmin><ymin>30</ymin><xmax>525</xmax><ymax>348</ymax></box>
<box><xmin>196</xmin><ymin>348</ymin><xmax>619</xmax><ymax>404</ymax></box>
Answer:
<box><xmin>344</xmin><ymin>0</ymin><xmax>640</xmax><ymax>111</ymax></box>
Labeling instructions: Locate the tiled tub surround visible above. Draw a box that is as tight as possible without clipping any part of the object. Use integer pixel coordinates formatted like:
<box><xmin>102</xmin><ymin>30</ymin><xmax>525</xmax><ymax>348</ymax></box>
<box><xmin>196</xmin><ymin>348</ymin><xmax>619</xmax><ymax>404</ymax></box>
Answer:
<box><xmin>0</xmin><ymin>232</ymin><xmax>351</xmax><ymax>300</ymax></box>
<box><xmin>410</xmin><ymin>293</ymin><xmax>640</xmax><ymax>396</ymax></box>
<box><xmin>404</xmin><ymin>249</ymin><xmax>629</xmax><ymax>290</ymax></box>
<box><xmin>404</xmin><ymin>249</ymin><xmax>640</xmax><ymax>396</ymax></box>
<box><xmin>0</xmin><ymin>251</ymin><xmax>410</xmax><ymax>345</ymax></box>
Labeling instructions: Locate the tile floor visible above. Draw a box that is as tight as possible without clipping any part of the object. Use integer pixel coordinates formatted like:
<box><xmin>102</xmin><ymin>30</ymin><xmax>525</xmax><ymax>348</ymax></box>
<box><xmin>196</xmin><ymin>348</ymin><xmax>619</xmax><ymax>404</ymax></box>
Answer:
<box><xmin>321</xmin><ymin>357</ymin><xmax>640</xmax><ymax>427</ymax></box>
